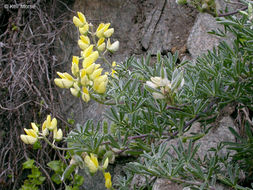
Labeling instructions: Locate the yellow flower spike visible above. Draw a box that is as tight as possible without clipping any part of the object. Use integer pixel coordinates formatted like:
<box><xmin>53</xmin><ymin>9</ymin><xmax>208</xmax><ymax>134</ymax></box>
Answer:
<box><xmin>20</xmin><ymin>134</ymin><xmax>38</xmax><ymax>145</ymax></box>
<box><xmin>73</xmin><ymin>16</ymin><xmax>83</xmax><ymax>27</ymax></box>
<box><xmin>53</xmin><ymin>128</ymin><xmax>63</xmax><ymax>141</ymax></box>
<box><xmin>82</xmin><ymin>51</ymin><xmax>99</xmax><ymax>68</ymax></box>
<box><xmin>106</xmin><ymin>39</ymin><xmax>119</xmax><ymax>52</ymax></box>
<box><xmin>83</xmin><ymin>45</ymin><xmax>94</xmax><ymax>58</ymax></box>
<box><xmin>102</xmin><ymin>158</ymin><xmax>109</xmax><ymax>170</ymax></box>
<box><xmin>79</xmin><ymin>24</ymin><xmax>89</xmax><ymax>35</ymax></box>
<box><xmin>31</xmin><ymin>123</ymin><xmax>38</xmax><ymax>133</ymax></box>
<box><xmin>81</xmin><ymin>87</ymin><xmax>90</xmax><ymax>102</ymax></box>
<box><xmin>54</xmin><ymin>78</ymin><xmax>74</xmax><ymax>88</ymax></box>
<box><xmin>104</xmin><ymin>28</ymin><xmax>114</xmax><ymax>38</ymax></box>
<box><xmin>90</xmin><ymin>68</ymin><xmax>103</xmax><ymax>80</ymax></box>
<box><xmin>77</xmin><ymin>12</ymin><xmax>86</xmax><ymax>24</ymax></box>
<box><xmin>104</xmin><ymin>172</ymin><xmax>112</xmax><ymax>189</ymax></box>
<box><xmin>71</xmin><ymin>56</ymin><xmax>80</xmax><ymax>77</ymax></box>
<box><xmin>84</xmin><ymin>153</ymin><xmax>99</xmax><ymax>173</ymax></box>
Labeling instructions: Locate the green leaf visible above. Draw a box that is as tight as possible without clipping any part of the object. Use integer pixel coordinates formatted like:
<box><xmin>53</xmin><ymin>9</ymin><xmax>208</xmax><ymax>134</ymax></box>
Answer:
<box><xmin>61</xmin><ymin>164</ymin><xmax>76</xmax><ymax>181</ymax></box>
<box><xmin>74</xmin><ymin>174</ymin><xmax>84</xmax><ymax>186</ymax></box>
<box><xmin>22</xmin><ymin>159</ymin><xmax>35</xmax><ymax>169</ymax></box>
<box><xmin>47</xmin><ymin>160</ymin><xmax>64</xmax><ymax>173</ymax></box>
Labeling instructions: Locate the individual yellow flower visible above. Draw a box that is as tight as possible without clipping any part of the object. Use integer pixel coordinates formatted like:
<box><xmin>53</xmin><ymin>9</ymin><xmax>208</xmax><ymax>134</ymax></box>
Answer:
<box><xmin>104</xmin><ymin>28</ymin><xmax>114</xmax><ymax>38</ymax></box>
<box><xmin>80</xmin><ymin>69</ymin><xmax>90</xmax><ymax>86</ymax></box>
<box><xmin>81</xmin><ymin>87</ymin><xmax>90</xmax><ymax>102</ymax></box>
<box><xmin>82</xmin><ymin>45</ymin><xmax>94</xmax><ymax>58</ymax></box>
<box><xmin>97</xmin><ymin>38</ymin><xmax>105</xmax><ymax>52</ymax></box>
<box><xmin>53</xmin><ymin>127</ymin><xmax>63</xmax><ymax>141</ymax></box>
<box><xmin>70</xmin><ymin>83</ymin><xmax>81</xmax><ymax>97</ymax></box>
<box><xmin>93</xmin><ymin>75</ymin><xmax>108</xmax><ymax>94</ymax></box>
<box><xmin>31</xmin><ymin>123</ymin><xmax>38</xmax><ymax>133</ymax></box>
<box><xmin>73</xmin><ymin>12</ymin><xmax>87</xmax><ymax>27</ymax></box>
<box><xmin>84</xmin><ymin>153</ymin><xmax>99</xmax><ymax>173</ymax></box>
<box><xmin>71</xmin><ymin>56</ymin><xmax>80</xmax><ymax>77</ymax></box>
<box><xmin>96</xmin><ymin>23</ymin><xmax>111</xmax><ymax>38</ymax></box>
<box><xmin>106</xmin><ymin>39</ymin><xmax>119</xmax><ymax>52</ymax></box>
<box><xmin>79</xmin><ymin>24</ymin><xmax>89</xmax><ymax>35</ymax></box>
<box><xmin>20</xmin><ymin>134</ymin><xmax>37</xmax><ymax>145</ymax></box>
<box><xmin>78</xmin><ymin>35</ymin><xmax>90</xmax><ymax>50</ymax></box>
<box><xmin>89</xmin><ymin>68</ymin><xmax>103</xmax><ymax>80</ymax></box>
<box><xmin>54</xmin><ymin>79</ymin><xmax>74</xmax><ymax>88</ymax></box>
<box><xmin>20</xmin><ymin>123</ymin><xmax>38</xmax><ymax>145</ymax></box>
<box><xmin>54</xmin><ymin>72</ymin><xmax>75</xmax><ymax>88</ymax></box>
<box><xmin>104</xmin><ymin>172</ymin><xmax>112</xmax><ymax>189</ymax></box>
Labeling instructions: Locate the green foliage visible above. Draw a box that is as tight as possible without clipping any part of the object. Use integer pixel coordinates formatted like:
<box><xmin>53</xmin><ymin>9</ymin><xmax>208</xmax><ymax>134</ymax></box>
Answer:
<box><xmin>66</xmin><ymin>2</ymin><xmax>253</xmax><ymax>189</ymax></box>
<box><xmin>20</xmin><ymin>159</ymin><xmax>46</xmax><ymax>190</ymax></box>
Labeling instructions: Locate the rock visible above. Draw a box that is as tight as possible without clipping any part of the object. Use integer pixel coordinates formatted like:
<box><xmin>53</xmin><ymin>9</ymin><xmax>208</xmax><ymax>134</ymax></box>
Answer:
<box><xmin>187</xmin><ymin>13</ymin><xmax>221</xmax><ymax>59</ymax></box>
<box><xmin>197</xmin><ymin>116</ymin><xmax>236</xmax><ymax>160</ymax></box>
<box><xmin>130</xmin><ymin>174</ymin><xmax>149</xmax><ymax>189</ymax></box>
<box><xmin>141</xmin><ymin>0</ymin><xmax>197</xmax><ymax>55</ymax></box>
<box><xmin>152</xmin><ymin>178</ymin><xmax>183</xmax><ymax>190</ymax></box>
<box><xmin>216</xmin><ymin>0</ymin><xmax>244</xmax><ymax>15</ymax></box>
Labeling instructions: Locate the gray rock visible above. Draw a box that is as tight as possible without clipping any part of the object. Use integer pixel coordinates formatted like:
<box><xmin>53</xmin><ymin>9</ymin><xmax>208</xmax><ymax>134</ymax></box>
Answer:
<box><xmin>197</xmin><ymin>116</ymin><xmax>236</xmax><ymax>160</ymax></box>
<box><xmin>152</xmin><ymin>178</ymin><xmax>183</xmax><ymax>190</ymax></box>
<box><xmin>187</xmin><ymin>13</ymin><xmax>221</xmax><ymax>59</ymax></box>
<box><xmin>216</xmin><ymin>0</ymin><xmax>244</xmax><ymax>15</ymax></box>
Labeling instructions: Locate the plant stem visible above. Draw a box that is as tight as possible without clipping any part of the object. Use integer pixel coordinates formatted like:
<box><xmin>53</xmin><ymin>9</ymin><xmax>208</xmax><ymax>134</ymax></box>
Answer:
<box><xmin>41</xmin><ymin>136</ymin><xmax>74</xmax><ymax>151</ymax></box>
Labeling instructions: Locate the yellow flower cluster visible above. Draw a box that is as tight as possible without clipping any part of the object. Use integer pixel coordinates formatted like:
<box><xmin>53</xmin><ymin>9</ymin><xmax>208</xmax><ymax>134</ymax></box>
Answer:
<box><xmin>20</xmin><ymin>115</ymin><xmax>63</xmax><ymax>145</ymax></box>
<box><xmin>54</xmin><ymin>12</ymin><xmax>119</xmax><ymax>103</ymax></box>
<box><xmin>83</xmin><ymin>153</ymin><xmax>112</xmax><ymax>189</ymax></box>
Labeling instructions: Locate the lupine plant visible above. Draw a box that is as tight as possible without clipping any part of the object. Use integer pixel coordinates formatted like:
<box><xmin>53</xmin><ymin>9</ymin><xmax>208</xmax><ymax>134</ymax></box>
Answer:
<box><xmin>20</xmin><ymin>3</ymin><xmax>253</xmax><ymax>189</ymax></box>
